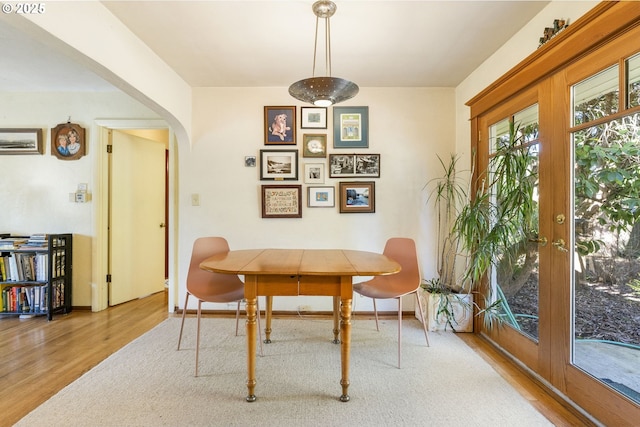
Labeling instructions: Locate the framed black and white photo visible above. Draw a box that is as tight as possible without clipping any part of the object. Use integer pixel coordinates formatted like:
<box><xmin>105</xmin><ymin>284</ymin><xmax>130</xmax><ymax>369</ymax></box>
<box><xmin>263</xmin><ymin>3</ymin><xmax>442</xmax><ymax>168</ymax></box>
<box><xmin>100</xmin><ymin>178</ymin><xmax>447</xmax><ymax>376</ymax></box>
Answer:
<box><xmin>0</xmin><ymin>128</ymin><xmax>43</xmax><ymax>155</ymax></box>
<box><xmin>260</xmin><ymin>149</ymin><xmax>298</xmax><ymax>180</ymax></box>
<box><xmin>333</xmin><ymin>106</ymin><xmax>368</xmax><ymax>148</ymax></box>
<box><xmin>308</xmin><ymin>186</ymin><xmax>335</xmax><ymax>208</ymax></box>
<box><xmin>339</xmin><ymin>181</ymin><xmax>375</xmax><ymax>213</ymax></box>
<box><xmin>329</xmin><ymin>154</ymin><xmax>380</xmax><ymax>178</ymax></box>
<box><xmin>304</xmin><ymin>163</ymin><xmax>325</xmax><ymax>184</ymax></box>
<box><xmin>301</xmin><ymin>107</ymin><xmax>327</xmax><ymax>129</ymax></box>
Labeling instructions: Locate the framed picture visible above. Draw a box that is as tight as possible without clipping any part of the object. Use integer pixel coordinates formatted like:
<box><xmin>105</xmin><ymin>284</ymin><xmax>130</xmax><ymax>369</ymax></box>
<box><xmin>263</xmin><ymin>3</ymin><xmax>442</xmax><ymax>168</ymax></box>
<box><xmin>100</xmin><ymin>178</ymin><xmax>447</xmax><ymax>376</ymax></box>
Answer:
<box><xmin>301</xmin><ymin>107</ymin><xmax>327</xmax><ymax>129</ymax></box>
<box><xmin>302</xmin><ymin>133</ymin><xmax>327</xmax><ymax>158</ymax></box>
<box><xmin>245</xmin><ymin>156</ymin><xmax>256</xmax><ymax>167</ymax></box>
<box><xmin>339</xmin><ymin>181</ymin><xmax>375</xmax><ymax>213</ymax></box>
<box><xmin>51</xmin><ymin>122</ymin><xmax>86</xmax><ymax>160</ymax></box>
<box><xmin>308</xmin><ymin>186</ymin><xmax>335</xmax><ymax>208</ymax></box>
<box><xmin>264</xmin><ymin>106</ymin><xmax>296</xmax><ymax>145</ymax></box>
<box><xmin>304</xmin><ymin>163</ymin><xmax>325</xmax><ymax>184</ymax></box>
<box><xmin>0</xmin><ymin>128</ymin><xmax>43</xmax><ymax>155</ymax></box>
<box><xmin>329</xmin><ymin>154</ymin><xmax>380</xmax><ymax>178</ymax></box>
<box><xmin>260</xmin><ymin>149</ymin><xmax>298</xmax><ymax>180</ymax></box>
<box><xmin>262</xmin><ymin>184</ymin><xmax>302</xmax><ymax>218</ymax></box>
<box><xmin>333</xmin><ymin>106</ymin><xmax>369</xmax><ymax>148</ymax></box>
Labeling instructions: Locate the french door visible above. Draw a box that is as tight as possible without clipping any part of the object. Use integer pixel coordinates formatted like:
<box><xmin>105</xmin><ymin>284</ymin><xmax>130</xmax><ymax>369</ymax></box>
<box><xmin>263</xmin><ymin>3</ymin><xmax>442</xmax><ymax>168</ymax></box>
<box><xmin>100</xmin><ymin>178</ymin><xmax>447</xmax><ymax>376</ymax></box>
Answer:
<box><xmin>477</xmin><ymin>85</ymin><xmax>552</xmax><ymax>374</ymax></box>
<box><xmin>472</xmin><ymin>18</ymin><xmax>640</xmax><ymax>424</ymax></box>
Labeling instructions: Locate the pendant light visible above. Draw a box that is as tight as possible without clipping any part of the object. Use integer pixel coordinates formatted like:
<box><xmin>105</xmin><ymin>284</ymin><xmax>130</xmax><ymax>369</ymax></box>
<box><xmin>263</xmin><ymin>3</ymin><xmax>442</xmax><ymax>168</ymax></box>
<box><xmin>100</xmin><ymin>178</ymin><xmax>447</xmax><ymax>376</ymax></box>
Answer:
<box><xmin>288</xmin><ymin>1</ymin><xmax>358</xmax><ymax>107</ymax></box>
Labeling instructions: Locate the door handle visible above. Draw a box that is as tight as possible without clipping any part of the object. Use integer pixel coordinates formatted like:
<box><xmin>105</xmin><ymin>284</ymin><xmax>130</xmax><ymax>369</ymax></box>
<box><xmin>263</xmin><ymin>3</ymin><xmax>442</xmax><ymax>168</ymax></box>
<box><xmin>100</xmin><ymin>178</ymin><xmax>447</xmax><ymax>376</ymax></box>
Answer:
<box><xmin>529</xmin><ymin>236</ymin><xmax>548</xmax><ymax>246</ymax></box>
<box><xmin>159</xmin><ymin>222</ymin><xmax>166</xmax><ymax>228</ymax></box>
<box><xmin>552</xmin><ymin>238</ymin><xmax>569</xmax><ymax>252</ymax></box>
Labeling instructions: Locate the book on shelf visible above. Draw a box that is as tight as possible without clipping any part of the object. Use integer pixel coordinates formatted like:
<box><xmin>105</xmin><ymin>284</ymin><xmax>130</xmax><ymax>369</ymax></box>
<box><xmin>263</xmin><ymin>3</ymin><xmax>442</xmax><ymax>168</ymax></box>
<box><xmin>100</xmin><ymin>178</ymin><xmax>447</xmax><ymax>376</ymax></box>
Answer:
<box><xmin>0</xmin><ymin>252</ymin><xmax>48</xmax><ymax>282</ymax></box>
<box><xmin>0</xmin><ymin>237</ymin><xmax>28</xmax><ymax>249</ymax></box>
<box><xmin>24</xmin><ymin>233</ymin><xmax>49</xmax><ymax>248</ymax></box>
<box><xmin>0</xmin><ymin>284</ymin><xmax>48</xmax><ymax>313</ymax></box>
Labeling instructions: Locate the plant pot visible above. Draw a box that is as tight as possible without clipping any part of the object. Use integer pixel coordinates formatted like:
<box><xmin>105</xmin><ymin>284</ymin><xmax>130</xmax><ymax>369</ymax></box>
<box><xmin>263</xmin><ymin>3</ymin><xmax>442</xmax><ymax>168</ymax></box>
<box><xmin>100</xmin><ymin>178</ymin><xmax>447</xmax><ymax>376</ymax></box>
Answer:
<box><xmin>414</xmin><ymin>288</ymin><xmax>473</xmax><ymax>332</ymax></box>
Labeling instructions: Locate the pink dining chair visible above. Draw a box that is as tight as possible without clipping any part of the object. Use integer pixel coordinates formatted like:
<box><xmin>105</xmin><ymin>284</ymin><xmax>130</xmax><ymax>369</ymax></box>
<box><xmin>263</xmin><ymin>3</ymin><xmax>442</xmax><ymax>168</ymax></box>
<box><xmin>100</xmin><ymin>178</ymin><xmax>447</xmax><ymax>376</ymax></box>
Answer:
<box><xmin>177</xmin><ymin>236</ymin><xmax>263</xmax><ymax>377</ymax></box>
<box><xmin>353</xmin><ymin>237</ymin><xmax>430</xmax><ymax>368</ymax></box>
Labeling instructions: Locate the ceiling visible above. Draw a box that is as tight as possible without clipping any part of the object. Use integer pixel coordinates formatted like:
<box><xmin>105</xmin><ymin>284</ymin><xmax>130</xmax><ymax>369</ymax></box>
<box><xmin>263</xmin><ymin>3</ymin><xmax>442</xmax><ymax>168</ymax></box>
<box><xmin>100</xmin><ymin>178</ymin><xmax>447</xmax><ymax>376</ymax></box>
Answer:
<box><xmin>0</xmin><ymin>1</ymin><xmax>550</xmax><ymax>93</ymax></box>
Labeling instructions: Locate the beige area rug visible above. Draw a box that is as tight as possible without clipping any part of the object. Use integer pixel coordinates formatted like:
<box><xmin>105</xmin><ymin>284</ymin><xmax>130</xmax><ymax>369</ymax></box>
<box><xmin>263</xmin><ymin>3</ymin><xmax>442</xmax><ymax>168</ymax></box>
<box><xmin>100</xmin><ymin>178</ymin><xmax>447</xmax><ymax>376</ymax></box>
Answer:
<box><xmin>17</xmin><ymin>316</ymin><xmax>552</xmax><ymax>426</ymax></box>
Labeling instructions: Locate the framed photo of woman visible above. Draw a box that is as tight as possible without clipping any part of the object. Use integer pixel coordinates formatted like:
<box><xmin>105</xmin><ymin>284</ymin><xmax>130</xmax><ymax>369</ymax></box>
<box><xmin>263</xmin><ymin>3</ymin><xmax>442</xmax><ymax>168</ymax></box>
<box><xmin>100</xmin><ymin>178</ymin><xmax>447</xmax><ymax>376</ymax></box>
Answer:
<box><xmin>51</xmin><ymin>122</ymin><xmax>86</xmax><ymax>160</ymax></box>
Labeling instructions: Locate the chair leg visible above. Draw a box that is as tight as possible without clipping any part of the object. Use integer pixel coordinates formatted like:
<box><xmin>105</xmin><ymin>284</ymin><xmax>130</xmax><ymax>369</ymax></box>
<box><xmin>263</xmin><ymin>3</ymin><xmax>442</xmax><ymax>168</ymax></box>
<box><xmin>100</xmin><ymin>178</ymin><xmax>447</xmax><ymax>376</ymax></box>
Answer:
<box><xmin>414</xmin><ymin>291</ymin><xmax>430</xmax><ymax>347</ymax></box>
<box><xmin>373</xmin><ymin>298</ymin><xmax>380</xmax><ymax>331</ymax></box>
<box><xmin>397</xmin><ymin>297</ymin><xmax>402</xmax><ymax>369</ymax></box>
<box><xmin>177</xmin><ymin>292</ymin><xmax>190</xmax><ymax>350</ymax></box>
<box><xmin>195</xmin><ymin>300</ymin><xmax>203</xmax><ymax>377</ymax></box>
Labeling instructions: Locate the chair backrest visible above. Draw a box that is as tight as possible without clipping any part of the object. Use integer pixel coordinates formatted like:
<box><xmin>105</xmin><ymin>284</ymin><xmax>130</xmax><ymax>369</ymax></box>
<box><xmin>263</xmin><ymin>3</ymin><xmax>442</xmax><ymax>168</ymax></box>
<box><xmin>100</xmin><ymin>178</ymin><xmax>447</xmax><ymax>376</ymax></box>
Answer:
<box><xmin>381</xmin><ymin>237</ymin><xmax>421</xmax><ymax>296</ymax></box>
<box><xmin>187</xmin><ymin>237</ymin><xmax>244</xmax><ymax>302</ymax></box>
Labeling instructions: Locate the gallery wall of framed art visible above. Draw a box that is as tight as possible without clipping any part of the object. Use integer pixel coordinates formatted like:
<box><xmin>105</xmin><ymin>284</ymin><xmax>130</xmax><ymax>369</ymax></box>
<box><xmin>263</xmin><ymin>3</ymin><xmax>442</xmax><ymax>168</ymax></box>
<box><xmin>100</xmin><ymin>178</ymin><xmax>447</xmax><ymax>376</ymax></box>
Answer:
<box><xmin>255</xmin><ymin>104</ymin><xmax>378</xmax><ymax>218</ymax></box>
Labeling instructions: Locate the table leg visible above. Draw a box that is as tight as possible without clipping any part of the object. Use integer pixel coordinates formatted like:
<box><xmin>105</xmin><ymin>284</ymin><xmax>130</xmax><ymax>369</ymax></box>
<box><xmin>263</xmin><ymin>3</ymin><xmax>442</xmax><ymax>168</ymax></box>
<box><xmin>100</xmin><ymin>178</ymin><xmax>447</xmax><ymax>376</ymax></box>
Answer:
<box><xmin>245</xmin><ymin>275</ymin><xmax>258</xmax><ymax>402</ymax></box>
<box><xmin>264</xmin><ymin>295</ymin><xmax>273</xmax><ymax>343</ymax></box>
<box><xmin>339</xmin><ymin>296</ymin><xmax>352</xmax><ymax>402</ymax></box>
<box><xmin>332</xmin><ymin>296</ymin><xmax>340</xmax><ymax>344</ymax></box>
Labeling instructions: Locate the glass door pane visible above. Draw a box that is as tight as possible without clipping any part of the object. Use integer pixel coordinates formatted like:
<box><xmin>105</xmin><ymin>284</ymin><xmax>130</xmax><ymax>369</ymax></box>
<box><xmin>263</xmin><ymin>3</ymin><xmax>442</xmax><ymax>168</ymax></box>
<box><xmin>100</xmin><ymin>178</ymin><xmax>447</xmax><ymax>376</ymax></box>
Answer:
<box><xmin>573</xmin><ymin>65</ymin><xmax>619</xmax><ymax>126</ymax></box>
<box><xmin>627</xmin><ymin>52</ymin><xmax>640</xmax><ymax>108</ymax></box>
<box><xmin>572</xmin><ymin>112</ymin><xmax>640</xmax><ymax>405</ymax></box>
<box><xmin>489</xmin><ymin>105</ymin><xmax>541</xmax><ymax>341</ymax></box>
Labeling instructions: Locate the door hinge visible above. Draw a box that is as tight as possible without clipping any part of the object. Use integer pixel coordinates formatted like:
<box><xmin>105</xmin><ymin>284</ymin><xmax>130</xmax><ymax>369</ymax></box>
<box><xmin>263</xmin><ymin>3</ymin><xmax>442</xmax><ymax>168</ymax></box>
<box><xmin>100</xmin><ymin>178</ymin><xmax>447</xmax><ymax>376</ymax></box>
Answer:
<box><xmin>106</xmin><ymin>274</ymin><xmax>112</xmax><ymax>283</ymax></box>
<box><xmin>107</xmin><ymin>144</ymin><xmax>112</xmax><ymax>153</ymax></box>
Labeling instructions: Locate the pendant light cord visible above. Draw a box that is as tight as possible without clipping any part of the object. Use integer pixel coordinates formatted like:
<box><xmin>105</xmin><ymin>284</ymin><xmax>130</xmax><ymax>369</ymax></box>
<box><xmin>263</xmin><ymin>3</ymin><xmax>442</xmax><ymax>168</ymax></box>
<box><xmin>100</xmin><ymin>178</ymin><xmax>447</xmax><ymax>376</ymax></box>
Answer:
<box><xmin>311</xmin><ymin>14</ymin><xmax>332</xmax><ymax>78</ymax></box>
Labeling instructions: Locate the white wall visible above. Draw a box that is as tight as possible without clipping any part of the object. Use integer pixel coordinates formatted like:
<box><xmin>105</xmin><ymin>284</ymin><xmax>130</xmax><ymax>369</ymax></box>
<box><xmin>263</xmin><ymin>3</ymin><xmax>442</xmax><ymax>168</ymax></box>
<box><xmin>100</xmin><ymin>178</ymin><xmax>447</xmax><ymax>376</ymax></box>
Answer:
<box><xmin>0</xmin><ymin>91</ymin><xmax>161</xmax><ymax>307</ymax></box>
<box><xmin>179</xmin><ymin>86</ymin><xmax>455</xmax><ymax>311</ymax></box>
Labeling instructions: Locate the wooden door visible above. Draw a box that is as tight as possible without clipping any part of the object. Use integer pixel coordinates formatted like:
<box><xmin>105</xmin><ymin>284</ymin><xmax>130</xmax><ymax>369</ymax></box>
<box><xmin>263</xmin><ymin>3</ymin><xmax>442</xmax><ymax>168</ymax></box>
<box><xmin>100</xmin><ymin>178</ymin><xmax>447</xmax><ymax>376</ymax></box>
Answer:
<box><xmin>108</xmin><ymin>129</ymin><xmax>166</xmax><ymax>305</ymax></box>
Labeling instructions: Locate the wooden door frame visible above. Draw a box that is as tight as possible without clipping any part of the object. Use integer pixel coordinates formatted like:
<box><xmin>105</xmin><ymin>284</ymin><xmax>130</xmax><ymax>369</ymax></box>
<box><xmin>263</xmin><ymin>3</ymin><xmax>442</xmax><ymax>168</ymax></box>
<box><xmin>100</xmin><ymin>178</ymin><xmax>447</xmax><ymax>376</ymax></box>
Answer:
<box><xmin>93</xmin><ymin>119</ymin><xmax>174</xmax><ymax>312</ymax></box>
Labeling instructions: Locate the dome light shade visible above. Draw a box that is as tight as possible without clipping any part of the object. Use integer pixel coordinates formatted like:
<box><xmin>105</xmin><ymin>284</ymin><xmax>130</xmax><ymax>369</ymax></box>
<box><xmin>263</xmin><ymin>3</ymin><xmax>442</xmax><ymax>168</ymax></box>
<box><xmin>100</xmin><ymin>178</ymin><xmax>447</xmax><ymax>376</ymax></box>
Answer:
<box><xmin>288</xmin><ymin>1</ymin><xmax>358</xmax><ymax>106</ymax></box>
<box><xmin>288</xmin><ymin>76</ymin><xmax>359</xmax><ymax>107</ymax></box>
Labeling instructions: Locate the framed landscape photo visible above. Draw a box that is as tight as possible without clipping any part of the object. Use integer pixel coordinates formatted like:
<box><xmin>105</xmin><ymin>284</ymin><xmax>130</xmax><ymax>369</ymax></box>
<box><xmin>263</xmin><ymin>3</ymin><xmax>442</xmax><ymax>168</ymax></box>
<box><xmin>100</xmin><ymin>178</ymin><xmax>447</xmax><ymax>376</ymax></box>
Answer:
<box><xmin>0</xmin><ymin>128</ymin><xmax>43</xmax><ymax>155</ymax></box>
<box><xmin>308</xmin><ymin>186</ymin><xmax>335</xmax><ymax>208</ymax></box>
<box><xmin>262</xmin><ymin>184</ymin><xmax>302</xmax><ymax>218</ymax></box>
<box><xmin>333</xmin><ymin>106</ymin><xmax>369</xmax><ymax>148</ymax></box>
<box><xmin>264</xmin><ymin>106</ymin><xmax>296</xmax><ymax>145</ymax></box>
<box><xmin>51</xmin><ymin>122</ymin><xmax>86</xmax><ymax>160</ymax></box>
<box><xmin>260</xmin><ymin>149</ymin><xmax>298</xmax><ymax>180</ymax></box>
<box><xmin>329</xmin><ymin>153</ymin><xmax>380</xmax><ymax>178</ymax></box>
<box><xmin>339</xmin><ymin>181</ymin><xmax>375</xmax><ymax>213</ymax></box>
<box><xmin>302</xmin><ymin>133</ymin><xmax>327</xmax><ymax>158</ymax></box>
<box><xmin>301</xmin><ymin>107</ymin><xmax>327</xmax><ymax>129</ymax></box>
<box><xmin>303</xmin><ymin>163</ymin><xmax>325</xmax><ymax>184</ymax></box>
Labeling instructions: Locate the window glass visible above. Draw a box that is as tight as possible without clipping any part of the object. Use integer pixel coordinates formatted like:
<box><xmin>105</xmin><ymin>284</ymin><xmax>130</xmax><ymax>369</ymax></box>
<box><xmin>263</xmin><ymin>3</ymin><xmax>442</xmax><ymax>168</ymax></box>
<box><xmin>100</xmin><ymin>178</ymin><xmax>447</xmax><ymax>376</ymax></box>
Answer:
<box><xmin>572</xmin><ymin>111</ymin><xmax>640</xmax><ymax>405</ymax></box>
<box><xmin>627</xmin><ymin>52</ymin><xmax>640</xmax><ymax>108</ymax></box>
<box><xmin>573</xmin><ymin>65</ymin><xmax>619</xmax><ymax>126</ymax></box>
<box><xmin>489</xmin><ymin>105</ymin><xmax>540</xmax><ymax>341</ymax></box>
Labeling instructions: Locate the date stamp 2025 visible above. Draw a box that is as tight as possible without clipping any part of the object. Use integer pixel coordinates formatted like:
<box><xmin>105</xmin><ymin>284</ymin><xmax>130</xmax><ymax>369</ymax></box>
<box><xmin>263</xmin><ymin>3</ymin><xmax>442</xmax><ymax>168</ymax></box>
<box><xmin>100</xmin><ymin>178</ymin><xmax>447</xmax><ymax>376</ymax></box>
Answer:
<box><xmin>2</xmin><ymin>3</ymin><xmax>46</xmax><ymax>14</ymax></box>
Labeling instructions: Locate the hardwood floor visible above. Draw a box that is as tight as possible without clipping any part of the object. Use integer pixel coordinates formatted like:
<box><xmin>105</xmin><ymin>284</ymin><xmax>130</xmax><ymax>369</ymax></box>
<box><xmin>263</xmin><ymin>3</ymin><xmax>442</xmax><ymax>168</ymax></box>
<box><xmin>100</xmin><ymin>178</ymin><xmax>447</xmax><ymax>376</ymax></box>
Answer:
<box><xmin>0</xmin><ymin>292</ymin><xmax>168</xmax><ymax>427</ymax></box>
<box><xmin>0</xmin><ymin>292</ymin><xmax>593</xmax><ymax>427</ymax></box>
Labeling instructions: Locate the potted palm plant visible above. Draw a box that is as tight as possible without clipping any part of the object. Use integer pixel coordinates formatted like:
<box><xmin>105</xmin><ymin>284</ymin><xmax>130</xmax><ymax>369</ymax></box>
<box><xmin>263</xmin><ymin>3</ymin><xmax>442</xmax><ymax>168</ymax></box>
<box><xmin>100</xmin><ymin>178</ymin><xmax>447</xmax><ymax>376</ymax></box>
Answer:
<box><xmin>416</xmin><ymin>153</ymin><xmax>474</xmax><ymax>332</ymax></box>
<box><xmin>418</xmin><ymin>121</ymin><xmax>539</xmax><ymax>332</ymax></box>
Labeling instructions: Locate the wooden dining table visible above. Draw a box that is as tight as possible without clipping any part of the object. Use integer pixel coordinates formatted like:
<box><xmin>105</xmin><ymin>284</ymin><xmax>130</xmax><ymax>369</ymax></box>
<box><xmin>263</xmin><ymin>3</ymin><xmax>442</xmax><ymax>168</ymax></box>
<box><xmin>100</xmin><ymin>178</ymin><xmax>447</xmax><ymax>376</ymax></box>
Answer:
<box><xmin>200</xmin><ymin>248</ymin><xmax>401</xmax><ymax>402</ymax></box>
